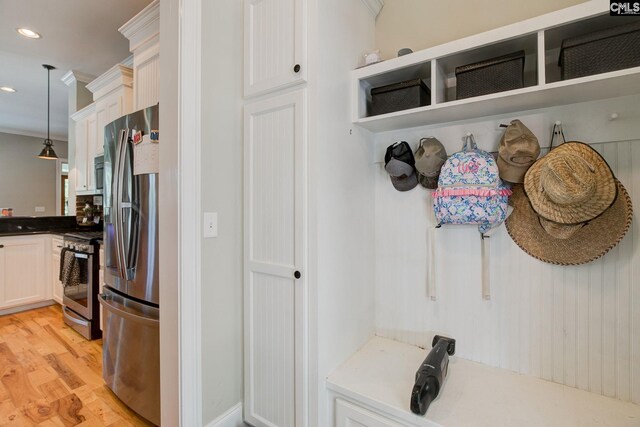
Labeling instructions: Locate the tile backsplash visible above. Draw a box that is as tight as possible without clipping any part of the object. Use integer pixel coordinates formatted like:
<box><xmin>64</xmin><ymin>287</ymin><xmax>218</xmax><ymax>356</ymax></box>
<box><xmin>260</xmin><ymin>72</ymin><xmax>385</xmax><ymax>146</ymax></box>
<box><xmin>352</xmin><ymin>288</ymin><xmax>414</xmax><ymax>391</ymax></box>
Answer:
<box><xmin>75</xmin><ymin>195</ymin><xmax>103</xmax><ymax>224</ymax></box>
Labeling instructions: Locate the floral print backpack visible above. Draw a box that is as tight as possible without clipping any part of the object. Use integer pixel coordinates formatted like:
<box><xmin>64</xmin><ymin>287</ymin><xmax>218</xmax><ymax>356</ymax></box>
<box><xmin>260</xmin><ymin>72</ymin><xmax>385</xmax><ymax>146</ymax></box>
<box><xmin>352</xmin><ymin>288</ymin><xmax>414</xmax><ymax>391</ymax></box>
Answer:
<box><xmin>432</xmin><ymin>134</ymin><xmax>512</xmax><ymax>233</ymax></box>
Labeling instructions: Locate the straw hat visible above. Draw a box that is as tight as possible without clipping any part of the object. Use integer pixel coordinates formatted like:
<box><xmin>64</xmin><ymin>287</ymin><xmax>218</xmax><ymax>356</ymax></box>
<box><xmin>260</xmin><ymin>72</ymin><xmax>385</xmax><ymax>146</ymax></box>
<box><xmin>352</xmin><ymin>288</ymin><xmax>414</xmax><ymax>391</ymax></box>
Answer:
<box><xmin>524</xmin><ymin>142</ymin><xmax>616</xmax><ymax>224</ymax></box>
<box><xmin>505</xmin><ymin>181</ymin><xmax>632</xmax><ymax>265</ymax></box>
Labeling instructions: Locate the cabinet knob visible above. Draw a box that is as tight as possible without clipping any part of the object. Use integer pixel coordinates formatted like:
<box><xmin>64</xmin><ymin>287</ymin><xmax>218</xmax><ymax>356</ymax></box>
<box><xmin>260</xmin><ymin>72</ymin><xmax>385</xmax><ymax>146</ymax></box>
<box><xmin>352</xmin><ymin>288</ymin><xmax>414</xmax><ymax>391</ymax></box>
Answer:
<box><xmin>294</xmin><ymin>270</ymin><xmax>301</xmax><ymax>279</ymax></box>
<box><xmin>0</xmin><ymin>245</ymin><xmax>4</xmax><ymax>249</ymax></box>
<box><xmin>293</xmin><ymin>64</ymin><xmax>301</xmax><ymax>73</ymax></box>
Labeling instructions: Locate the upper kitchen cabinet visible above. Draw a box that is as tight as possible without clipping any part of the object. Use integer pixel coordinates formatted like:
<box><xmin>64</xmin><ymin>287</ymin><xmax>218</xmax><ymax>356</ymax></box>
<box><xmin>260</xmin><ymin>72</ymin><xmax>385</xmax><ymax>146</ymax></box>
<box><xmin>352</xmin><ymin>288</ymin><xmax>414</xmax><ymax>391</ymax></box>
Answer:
<box><xmin>244</xmin><ymin>0</ymin><xmax>307</xmax><ymax>98</ymax></box>
<box><xmin>87</xmin><ymin>64</ymin><xmax>134</xmax><ymax>156</ymax></box>
<box><xmin>71</xmin><ymin>104</ymin><xmax>97</xmax><ymax>193</ymax></box>
<box><xmin>119</xmin><ymin>0</ymin><xmax>160</xmax><ymax>110</ymax></box>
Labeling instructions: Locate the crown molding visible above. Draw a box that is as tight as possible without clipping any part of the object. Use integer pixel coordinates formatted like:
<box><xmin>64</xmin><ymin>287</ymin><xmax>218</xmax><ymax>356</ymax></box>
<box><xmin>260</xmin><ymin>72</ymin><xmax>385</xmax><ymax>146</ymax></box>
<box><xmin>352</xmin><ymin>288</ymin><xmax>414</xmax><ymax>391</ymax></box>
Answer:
<box><xmin>119</xmin><ymin>0</ymin><xmax>160</xmax><ymax>52</ymax></box>
<box><xmin>121</xmin><ymin>54</ymin><xmax>135</xmax><ymax>68</ymax></box>
<box><xmin>70</xmin><ymin>102</ymin><xmax>96</xmax><ymax>122</ymax></box>
<box><xmin>361</xmin><ymin>0</ymin><xmax>384</xmax><ymax>17</ymax></box>
<box><xmin>61</xmin><ymin>70</ymin><xmax>96</xmax><ymax>86</ymax></box>
<box><xmin>86</xmin><ymin>64</ymin><xmax>133</xmax><ymax>100</ymax></box>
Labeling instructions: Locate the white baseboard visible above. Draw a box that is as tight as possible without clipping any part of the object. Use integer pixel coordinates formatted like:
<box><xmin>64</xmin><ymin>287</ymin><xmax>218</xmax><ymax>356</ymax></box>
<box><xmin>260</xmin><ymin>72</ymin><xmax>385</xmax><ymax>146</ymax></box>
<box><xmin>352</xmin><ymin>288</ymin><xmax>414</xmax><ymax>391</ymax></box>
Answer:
<box><xmin>0</xmin><ymin>300</ymin><xmax>56</xmax><ymax>316</ymax></box>
<box><xmin>205</xmin><ymin>402</ymin><xmax>245</xmax><ymax>427</ymax></box>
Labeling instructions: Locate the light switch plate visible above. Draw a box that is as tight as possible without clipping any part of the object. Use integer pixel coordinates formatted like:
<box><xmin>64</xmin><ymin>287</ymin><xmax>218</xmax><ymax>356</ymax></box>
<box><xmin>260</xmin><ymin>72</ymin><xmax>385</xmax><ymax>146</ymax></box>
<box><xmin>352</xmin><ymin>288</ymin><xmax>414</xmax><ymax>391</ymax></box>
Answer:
<box><xmin>35</xmin><ymin>206</ymin><xmax>45</xmax><ymax>212</ymax></box>
<box><xmin>203</xmin><ymin>212</ymin><xmax>218</xmax><ymax>238</ymax></box>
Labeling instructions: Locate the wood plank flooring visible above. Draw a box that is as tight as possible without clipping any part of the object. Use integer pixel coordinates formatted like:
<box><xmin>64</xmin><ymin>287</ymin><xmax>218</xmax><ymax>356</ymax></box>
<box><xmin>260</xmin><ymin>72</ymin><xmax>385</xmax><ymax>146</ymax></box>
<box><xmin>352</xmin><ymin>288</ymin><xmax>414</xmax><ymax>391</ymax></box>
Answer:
<box><xmin>0</xmin><ymin>305</ymin><xmax>154</xmax><ymax>426</ymax></box>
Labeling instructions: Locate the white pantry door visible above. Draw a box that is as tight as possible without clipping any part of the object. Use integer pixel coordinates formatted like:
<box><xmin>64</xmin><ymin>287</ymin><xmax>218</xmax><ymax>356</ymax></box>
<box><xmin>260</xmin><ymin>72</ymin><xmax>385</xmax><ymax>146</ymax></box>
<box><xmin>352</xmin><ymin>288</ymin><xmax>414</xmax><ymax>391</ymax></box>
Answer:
<box><xmin>244</xmin><ymin>89</ymin><xmax>307</xmax><ymax>427</ymax></box>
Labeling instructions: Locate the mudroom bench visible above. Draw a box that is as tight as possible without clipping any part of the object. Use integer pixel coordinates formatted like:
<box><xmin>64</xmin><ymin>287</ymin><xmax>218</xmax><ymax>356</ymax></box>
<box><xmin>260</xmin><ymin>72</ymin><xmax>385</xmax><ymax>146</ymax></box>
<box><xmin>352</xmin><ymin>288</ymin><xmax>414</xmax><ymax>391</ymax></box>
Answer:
<box><xmin>327</xmin><ymin>337</ymin><xmax>640</xmax><ymax>426</ymax></box>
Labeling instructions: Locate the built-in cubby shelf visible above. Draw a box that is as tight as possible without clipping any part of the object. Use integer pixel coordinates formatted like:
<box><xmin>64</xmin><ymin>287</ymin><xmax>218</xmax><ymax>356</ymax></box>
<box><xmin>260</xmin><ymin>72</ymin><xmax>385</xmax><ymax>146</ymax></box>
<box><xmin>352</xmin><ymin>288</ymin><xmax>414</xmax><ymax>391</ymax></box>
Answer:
<box><xmin>352</xmin><ymin>1</ymin><xmax>640</xmax><ymax>133</ymax></box>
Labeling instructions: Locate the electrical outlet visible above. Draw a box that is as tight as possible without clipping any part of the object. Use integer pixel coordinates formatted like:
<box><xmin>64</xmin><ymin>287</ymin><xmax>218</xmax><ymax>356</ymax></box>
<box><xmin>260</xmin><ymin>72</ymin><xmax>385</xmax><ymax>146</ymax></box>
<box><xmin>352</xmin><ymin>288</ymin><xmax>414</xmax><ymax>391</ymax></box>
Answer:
<box><xmin>35</xmin><ymin>206</ymin><xmax>45</xmax><ymax>212</ymax></box>
<box><xmin>203</xmin><ymin>212</ymin><xmax>218</xmax><ymax>238</ymax></box>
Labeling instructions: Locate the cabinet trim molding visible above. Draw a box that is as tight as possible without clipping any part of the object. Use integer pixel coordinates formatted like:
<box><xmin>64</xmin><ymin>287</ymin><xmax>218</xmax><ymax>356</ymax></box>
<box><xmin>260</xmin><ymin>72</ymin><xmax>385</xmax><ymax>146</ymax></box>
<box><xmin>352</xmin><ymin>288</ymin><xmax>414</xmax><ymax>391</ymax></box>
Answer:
<box><xmin>70</xmin><ymin>103</ymin><xmax>96</xmax><ymax>122</ymax></box>
<box><xmin>119</xmin><ymin>0</ymin><xmax>160</xmax><ymax>53</ymax></box>
<box><xmin>86</xmin><ymin>65</ymin><xmax>133</xmax><ymax>101</ymax></box>
<box><xmin>61</xmin><ymin>70</ymin><xmax>96</xmax><ymax>86</ymax></box>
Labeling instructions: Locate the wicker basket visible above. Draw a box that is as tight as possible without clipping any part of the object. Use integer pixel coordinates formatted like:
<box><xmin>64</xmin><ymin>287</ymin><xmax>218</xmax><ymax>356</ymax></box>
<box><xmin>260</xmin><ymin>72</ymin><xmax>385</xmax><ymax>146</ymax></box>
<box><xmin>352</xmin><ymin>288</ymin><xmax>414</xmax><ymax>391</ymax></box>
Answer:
<box><xmin>455</xmin><ymin>51</ymin><xmax>525</xmax><ymax>100</ymax></box>
<box><xmin>559</xmin><ymin>21</ymin><xmax>640</xmax><ymax>80</ymax></box>
<box><xmin>368</xmin><ymin>79</ymin><xmax>431</xmax><ymax>117</ymax></box>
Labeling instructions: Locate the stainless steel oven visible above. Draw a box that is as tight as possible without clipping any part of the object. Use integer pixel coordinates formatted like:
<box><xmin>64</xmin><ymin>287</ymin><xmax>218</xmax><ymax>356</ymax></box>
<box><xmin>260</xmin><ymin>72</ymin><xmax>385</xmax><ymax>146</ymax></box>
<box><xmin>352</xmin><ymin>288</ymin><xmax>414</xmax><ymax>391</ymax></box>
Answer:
<box><xmin>61</xmin><ymin>232</ymin><xmax>102</xmax><ymax>340</ymax></box>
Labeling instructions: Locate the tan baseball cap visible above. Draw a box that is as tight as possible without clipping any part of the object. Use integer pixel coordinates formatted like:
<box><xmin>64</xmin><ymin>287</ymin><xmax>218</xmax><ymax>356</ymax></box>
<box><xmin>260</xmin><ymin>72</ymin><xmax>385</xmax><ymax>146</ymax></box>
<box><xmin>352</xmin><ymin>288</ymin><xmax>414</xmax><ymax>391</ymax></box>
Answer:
<box><xmin>497</xmin><ymin>120</ymin><xmax>540</xmax><ymax>183</ymax></box>
<box><xmin>415</xmin><ymin>137</ymin><xmax>447</xmax><ymax>189</ymax></box>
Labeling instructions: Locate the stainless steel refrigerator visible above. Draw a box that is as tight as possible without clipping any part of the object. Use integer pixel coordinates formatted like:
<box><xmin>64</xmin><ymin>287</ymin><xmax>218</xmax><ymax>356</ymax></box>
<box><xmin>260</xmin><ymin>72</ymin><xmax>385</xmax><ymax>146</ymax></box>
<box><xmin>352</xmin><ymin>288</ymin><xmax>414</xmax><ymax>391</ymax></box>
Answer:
<box><xmin>99</xmin><ymin>104</ymin><xmax>160</xmax><ymax>426</ymax></box>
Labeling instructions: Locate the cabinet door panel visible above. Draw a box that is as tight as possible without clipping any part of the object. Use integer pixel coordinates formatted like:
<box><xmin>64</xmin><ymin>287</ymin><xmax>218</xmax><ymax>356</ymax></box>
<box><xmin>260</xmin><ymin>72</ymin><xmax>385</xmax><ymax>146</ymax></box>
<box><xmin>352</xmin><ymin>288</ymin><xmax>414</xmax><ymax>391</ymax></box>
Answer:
<box><xmin>86</xmin><ymin>113</ymin><xmax>97</xmax><ymax>190</ymax></box>
<box><xmin>75</xmin><ymin>119</ymin><xmax>88</xmax><ymax>191</ymax></box>
<box><xmin>244</xmin><ymin>0</ymin><xmax>306</xmax><ymax>97</ymax></box>
<box><xmin>96</xmin><ymin>105</ymin><xmax>108</xmax><ymax>156</ymax></box>
<box><xmin>244</xmin><ymin>90</ymin><xmax>307</xmax><ymax>427</ymax></box>
<box><xmin>0</xmin><ymin>237</ymin><xmax>47</xmax><ymax>309</ymax></box>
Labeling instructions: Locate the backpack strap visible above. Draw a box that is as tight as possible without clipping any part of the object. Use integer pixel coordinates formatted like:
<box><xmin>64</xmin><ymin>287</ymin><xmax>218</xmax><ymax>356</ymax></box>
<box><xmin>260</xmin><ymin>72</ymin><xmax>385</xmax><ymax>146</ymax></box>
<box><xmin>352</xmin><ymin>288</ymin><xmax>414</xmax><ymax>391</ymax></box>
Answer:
<box><xmin>461</xmin><ymin>132</ymin><xmax>478</xmax><ymax>152</ymax></box>
<box><xmin>481</xmin><ymin>233</ymin><xmax>491</xmax><ymax>300</ymax></box>
<box><xmin>427</xmin><ymin>193</ymin><xmax>437</xmax><ymax>301</ymax></box>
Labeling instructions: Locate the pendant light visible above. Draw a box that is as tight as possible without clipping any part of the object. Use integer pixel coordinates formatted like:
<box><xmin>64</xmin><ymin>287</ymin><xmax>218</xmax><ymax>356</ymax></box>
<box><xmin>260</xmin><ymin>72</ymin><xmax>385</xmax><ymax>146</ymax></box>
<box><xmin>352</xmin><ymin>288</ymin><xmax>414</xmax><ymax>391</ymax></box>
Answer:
<box><xmin>37</xmin><ymin>64</ymin><xmax>58</xmax><ymax>159</ymax></box>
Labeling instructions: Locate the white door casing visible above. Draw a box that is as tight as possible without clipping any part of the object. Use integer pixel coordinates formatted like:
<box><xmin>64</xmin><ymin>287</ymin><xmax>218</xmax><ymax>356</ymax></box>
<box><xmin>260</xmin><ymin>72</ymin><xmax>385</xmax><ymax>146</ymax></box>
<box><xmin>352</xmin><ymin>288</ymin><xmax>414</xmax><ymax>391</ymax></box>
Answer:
<box><xmin>244</xmin><ymin>89</ymin><xmax>307</xmax><ymax>427</ymax></box>
<box><xmin>244</xmin><ymin>0</ymin><xmax>307</xmax><ymax>98</ymax></box>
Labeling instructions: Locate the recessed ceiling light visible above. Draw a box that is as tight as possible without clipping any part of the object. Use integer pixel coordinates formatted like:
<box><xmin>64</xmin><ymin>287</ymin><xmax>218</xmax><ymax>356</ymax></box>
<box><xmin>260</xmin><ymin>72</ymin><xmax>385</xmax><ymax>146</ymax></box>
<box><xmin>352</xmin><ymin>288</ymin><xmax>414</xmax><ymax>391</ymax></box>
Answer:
<box><xmin>0</xmin><ymin>87</ymin><xmax>16</xmax><ymax>93</ymax></box>
<box><xmin>16</xmin><ymin>28</ymin><xmax>41</xmax><ymax>39</ymax></box>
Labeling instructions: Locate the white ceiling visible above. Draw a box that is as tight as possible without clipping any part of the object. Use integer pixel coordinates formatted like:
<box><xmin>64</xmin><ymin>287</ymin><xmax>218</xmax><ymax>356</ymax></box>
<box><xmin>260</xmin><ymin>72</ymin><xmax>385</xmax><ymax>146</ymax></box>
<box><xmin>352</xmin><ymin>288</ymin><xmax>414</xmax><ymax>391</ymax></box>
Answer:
<box><xmin>0</xmin><ymin>0</ymin><xmax>153</xmax><ymax>141</ymax></box>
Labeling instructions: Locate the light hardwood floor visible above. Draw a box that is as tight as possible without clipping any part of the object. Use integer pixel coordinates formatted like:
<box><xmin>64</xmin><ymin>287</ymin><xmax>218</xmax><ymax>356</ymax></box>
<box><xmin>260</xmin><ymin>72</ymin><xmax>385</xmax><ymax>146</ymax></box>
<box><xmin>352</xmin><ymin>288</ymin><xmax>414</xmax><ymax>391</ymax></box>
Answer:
<box><xmin>0</xmin><ymin>305</ymin><xmax>154</xmax><ymax>426</ymax></box>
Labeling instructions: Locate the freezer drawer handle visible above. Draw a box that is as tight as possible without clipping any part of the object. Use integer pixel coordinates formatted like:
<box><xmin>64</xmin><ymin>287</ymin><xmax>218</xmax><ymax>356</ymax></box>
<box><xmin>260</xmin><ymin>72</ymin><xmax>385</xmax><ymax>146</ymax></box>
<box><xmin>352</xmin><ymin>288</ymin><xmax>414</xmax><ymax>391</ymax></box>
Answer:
<box><xmin>99</xmin><ymin>294</ymin><xmax>159</xmax><ymax>328</ymax></box>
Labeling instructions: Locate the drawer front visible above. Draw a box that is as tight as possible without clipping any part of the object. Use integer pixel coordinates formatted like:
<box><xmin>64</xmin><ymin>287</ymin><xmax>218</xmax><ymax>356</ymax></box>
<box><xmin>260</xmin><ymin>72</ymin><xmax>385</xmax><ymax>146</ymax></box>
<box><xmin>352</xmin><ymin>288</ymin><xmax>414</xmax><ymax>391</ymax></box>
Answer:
<box><xmin>336</xmin><ymin>399</ymin><xmax>404</xmax><ymax>427</ymax></box>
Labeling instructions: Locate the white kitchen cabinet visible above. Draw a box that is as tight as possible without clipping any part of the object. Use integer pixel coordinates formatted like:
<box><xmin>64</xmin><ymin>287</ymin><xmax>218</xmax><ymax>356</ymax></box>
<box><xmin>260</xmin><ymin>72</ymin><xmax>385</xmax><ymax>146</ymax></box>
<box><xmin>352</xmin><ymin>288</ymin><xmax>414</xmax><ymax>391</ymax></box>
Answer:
<box><xmin>71</xmin><ymin>104</ymin><xmax>96</xmax><ymax>193</ymax></box>
<box><xmin>87</xmin><ymin>64</ymin><xmax>133</xmax><ymax>158</ymax></box>
<box><xmin>119</xmin><ymin>0</ymin><xmax>160</xmax><ymax>110</ymax></box>
<box><xmin>51</xmin><ymin>236</ymin><xmax>64</xmax><ymax>304</ymax></box>
<box><xmin>244</xmin><ymin>0</ymin><xmax>307</xmax><ymax>97</ymax></box>
<box><xmin>244</xmin><ymin>89</ymin><xmax>307</xmax><ymax>427</ymax></box>
<box><xmin>0</xmin><ymin>235</ymin><xmax>48</xmax><ymax>310</ymax></box>
<box><xmin>336</xmin><ymin>400</ymin><xmax>403</xmax><ymax>427</ymax></box>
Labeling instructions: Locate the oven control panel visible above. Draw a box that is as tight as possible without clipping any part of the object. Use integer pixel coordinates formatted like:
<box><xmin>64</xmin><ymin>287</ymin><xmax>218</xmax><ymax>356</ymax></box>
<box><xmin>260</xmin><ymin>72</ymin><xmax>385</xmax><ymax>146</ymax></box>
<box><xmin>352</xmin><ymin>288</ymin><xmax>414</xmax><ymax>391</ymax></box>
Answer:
<box><xmin>63</xmin><ymin>238</ymin><xmax>96</xmax><ymax>254</ymax></box>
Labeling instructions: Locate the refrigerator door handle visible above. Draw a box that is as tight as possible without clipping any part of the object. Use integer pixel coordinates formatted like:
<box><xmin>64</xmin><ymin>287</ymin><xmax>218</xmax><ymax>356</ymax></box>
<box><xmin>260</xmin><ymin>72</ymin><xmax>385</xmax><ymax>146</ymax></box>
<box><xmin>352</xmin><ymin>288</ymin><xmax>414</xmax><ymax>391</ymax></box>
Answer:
<box><xmin>113</xmin><ymin>129</ymin><xmax>128</xmax><ymax>280</ymax></box>
<box><xmin>99</xmin><ymin>293</ymin><xmax>159</xmax><ymax>328</ymax></box>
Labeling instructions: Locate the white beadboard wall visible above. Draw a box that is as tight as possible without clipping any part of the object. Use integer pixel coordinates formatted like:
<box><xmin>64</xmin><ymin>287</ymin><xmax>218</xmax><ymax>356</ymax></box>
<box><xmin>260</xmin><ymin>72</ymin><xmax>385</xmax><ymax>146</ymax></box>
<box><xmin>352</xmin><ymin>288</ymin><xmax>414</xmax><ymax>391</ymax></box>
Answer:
<box><xmin>373</xmin><ymin>94</ymin><xmax>640</xmax><ymax>404</ymax></box>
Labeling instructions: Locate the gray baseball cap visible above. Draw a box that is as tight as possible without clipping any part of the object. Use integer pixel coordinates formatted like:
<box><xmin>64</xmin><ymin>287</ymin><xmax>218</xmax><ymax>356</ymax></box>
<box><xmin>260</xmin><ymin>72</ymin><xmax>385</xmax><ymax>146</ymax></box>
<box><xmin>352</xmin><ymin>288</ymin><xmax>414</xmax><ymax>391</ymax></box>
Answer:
<box><xmin>415</xmin><ymin>137</ymin><xmax>447</xmax><ymax>189</ymax></box>
<box><xmin>385</xmin><ymin>158</ymin><xmax>418</xmax><ymax>191</ymax></box>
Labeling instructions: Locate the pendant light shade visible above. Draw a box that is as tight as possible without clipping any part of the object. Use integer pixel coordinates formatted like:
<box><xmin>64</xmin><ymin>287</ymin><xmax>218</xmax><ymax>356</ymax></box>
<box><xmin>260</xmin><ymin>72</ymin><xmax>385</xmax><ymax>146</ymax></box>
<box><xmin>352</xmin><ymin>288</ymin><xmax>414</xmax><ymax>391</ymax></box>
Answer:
<box><xmin>37</xmin><ymin>64</ymin><xmax>58</xmax><ymax>160</ymax></box>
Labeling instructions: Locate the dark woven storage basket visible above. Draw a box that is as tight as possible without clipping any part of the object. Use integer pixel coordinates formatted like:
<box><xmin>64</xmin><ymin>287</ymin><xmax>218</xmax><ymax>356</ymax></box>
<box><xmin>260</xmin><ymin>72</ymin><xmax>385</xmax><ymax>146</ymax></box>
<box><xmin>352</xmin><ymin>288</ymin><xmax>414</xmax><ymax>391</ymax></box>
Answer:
<box><xmin>368</xmin><ymin>78</ymin><xmax>431</xmax><ymax>117</ymax></box>
<box><xmin>455</xmin><ymin>50</ymin><xmax>525</xmax><ymax>100</ymax></box>
<box><xmin>559</xmin><ymin>21</ymin><xmax>640</xmax><ymax>80</ymax></box>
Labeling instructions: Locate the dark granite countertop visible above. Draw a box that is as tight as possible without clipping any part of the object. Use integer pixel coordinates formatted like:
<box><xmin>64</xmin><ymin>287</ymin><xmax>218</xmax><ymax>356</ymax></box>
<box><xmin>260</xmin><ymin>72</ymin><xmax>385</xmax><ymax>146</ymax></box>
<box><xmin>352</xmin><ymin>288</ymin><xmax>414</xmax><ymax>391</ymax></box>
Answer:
<box><xmin>0</xmin><ymin>216</ymin><xmax>102</xmax><ymax>238</ymax></box>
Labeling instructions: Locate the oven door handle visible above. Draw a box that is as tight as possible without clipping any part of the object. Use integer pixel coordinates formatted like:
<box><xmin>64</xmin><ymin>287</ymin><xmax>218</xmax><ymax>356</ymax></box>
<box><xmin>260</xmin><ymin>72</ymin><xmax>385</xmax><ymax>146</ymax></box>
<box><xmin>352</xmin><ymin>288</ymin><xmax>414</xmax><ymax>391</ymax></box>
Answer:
<box><xmin>73</xmin><ymin>253</ymin><xmax>89</xmax><ymax>259</ymax></box>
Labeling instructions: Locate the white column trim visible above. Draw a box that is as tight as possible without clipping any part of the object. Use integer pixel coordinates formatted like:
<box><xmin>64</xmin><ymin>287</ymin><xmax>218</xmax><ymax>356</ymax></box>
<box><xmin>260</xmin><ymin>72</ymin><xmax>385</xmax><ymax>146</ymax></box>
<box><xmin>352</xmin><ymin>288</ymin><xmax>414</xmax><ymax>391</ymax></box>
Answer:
<box><xmin>178</xmin><ymin>0</ymin><xmax>203</xmax><ymax>425</ymax></box>
<box><xmin>360</xmin><ymin>0</ymin><xmax>384</xmax><ymax>17</ymax></box>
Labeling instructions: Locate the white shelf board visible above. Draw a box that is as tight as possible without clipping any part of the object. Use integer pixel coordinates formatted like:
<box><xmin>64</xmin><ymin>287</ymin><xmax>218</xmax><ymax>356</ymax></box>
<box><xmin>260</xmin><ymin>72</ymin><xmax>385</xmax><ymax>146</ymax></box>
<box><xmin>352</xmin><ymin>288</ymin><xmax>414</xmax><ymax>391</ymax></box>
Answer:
<box><xmin>355</xmin><ymin>66</ymin><xmax>640</xmax><ymax>132</ymax></box>
<box><xmin>327</xmin><ymin>336</ymin><xmax>640</xmax><ymax>427</ymax></box>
